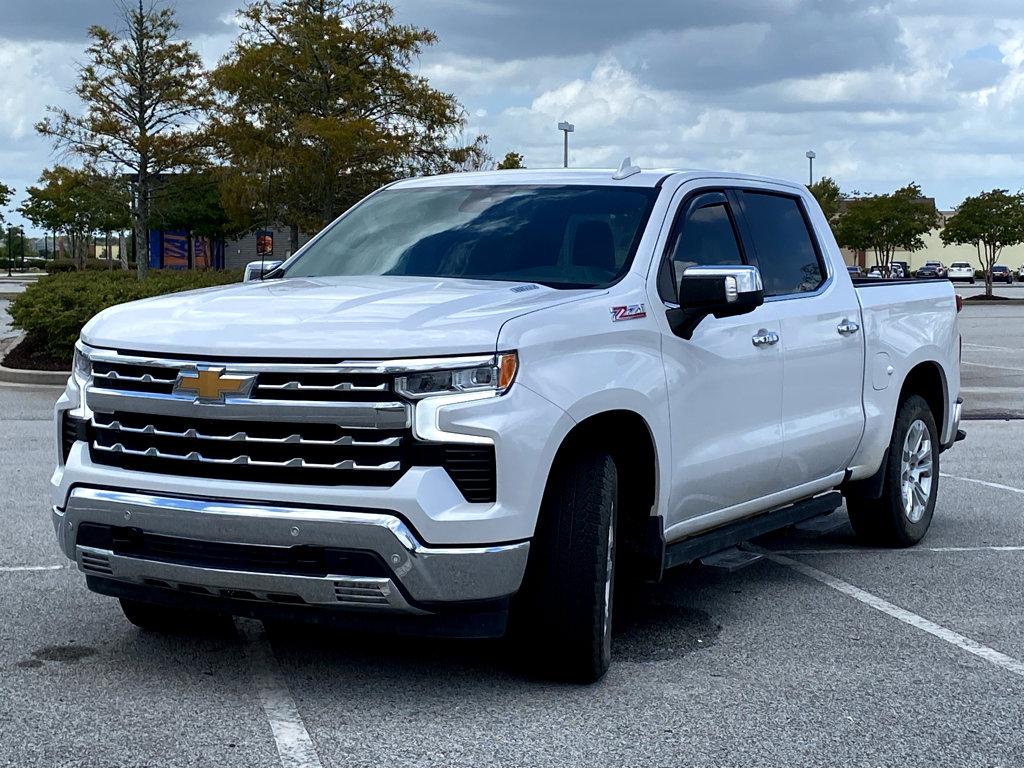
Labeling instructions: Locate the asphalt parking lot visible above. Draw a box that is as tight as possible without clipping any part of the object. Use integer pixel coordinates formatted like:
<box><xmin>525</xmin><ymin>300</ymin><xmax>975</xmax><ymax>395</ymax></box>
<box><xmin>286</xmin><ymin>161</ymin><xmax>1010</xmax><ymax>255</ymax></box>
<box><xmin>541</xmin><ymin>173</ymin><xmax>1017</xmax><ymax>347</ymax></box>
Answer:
<box><xmin>2</xmin><ymin>295</ymin><xmax>1024</xmax><ymax>766</ymax></box>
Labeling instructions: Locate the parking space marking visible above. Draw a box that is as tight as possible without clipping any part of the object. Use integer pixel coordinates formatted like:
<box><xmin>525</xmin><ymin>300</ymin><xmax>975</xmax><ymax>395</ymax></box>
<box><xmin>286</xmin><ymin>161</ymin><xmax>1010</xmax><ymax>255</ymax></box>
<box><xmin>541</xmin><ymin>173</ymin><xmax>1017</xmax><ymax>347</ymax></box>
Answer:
<box><xmin>941</xmin><ymin>472</ymin><xmax>1024</xmax><ymax>495</ymax></box>
<box><xmin>764</xmin><ymin>551</ymin><xmax>1024</xmax><ymax>679</ymax></box>
<box><xmin>963</xmin><ymin>342</ymin><xmax>1019</xmax><ymax>352</ymax></box>
<box><xmin>238</xmin><ymin>621</ymin><xmax>322</xmax><ymax>769</ymax></box>
<box><xmin>962</xmin><ymin>360</ymin><xmax>1024</xmax><ymax>373</ymax></box>
<box><xmin>0</xmin><ymin>564</ymin><xmax>65</xmax><ymax>572</ymax></box>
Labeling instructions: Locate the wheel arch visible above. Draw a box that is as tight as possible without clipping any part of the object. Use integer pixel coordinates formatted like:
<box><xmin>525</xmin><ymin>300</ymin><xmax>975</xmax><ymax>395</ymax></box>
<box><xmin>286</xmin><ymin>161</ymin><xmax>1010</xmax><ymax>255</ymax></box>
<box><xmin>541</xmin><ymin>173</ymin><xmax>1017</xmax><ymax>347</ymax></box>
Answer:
<box><xmin>898</xmin><ymin>360</ymin><xmax>947</xmax><ymax>438</ymax></box>
<box><xmin>540</xmin><ymin>409</ymin><xmax>663</xmax><ymax>580</ymax></box>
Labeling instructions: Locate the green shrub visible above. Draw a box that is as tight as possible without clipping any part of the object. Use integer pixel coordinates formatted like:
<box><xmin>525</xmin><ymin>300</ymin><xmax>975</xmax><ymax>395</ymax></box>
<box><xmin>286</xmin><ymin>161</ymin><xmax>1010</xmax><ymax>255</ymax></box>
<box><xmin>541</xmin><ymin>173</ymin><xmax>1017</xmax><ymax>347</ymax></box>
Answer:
<box><xmin>45</xmin><ymin>258</ymin><xmax>138</xmax><ymax>274</ymax></box>
<box><xmin>8</xmin><ymin>269</ymin><xmax>244</xmax><ymax>362</ymax></box>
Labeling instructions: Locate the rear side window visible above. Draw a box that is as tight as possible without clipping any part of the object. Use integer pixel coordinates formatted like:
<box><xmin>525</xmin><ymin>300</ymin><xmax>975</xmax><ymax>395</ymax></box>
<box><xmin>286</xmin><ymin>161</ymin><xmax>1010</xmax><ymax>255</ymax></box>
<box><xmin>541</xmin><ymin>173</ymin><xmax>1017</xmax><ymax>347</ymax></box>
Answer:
<box><xmin>740</xmin><ymin>192</ymin><xmax>825</xmax><ymax>296</ymax></box>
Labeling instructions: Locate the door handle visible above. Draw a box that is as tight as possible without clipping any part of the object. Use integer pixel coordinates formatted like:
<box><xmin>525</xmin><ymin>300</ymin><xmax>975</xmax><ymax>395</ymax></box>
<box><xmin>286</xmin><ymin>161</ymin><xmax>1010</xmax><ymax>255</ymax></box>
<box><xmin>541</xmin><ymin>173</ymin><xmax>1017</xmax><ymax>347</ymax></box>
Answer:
<box><xmin>752</xmin><ymin>329</ymin><xmax>779</xmax><ymax>347</ymax></box>
<box><xmin>837</xmin><ymin>319</ymin><xmax>860</xmax><ymax>336</ymax></box>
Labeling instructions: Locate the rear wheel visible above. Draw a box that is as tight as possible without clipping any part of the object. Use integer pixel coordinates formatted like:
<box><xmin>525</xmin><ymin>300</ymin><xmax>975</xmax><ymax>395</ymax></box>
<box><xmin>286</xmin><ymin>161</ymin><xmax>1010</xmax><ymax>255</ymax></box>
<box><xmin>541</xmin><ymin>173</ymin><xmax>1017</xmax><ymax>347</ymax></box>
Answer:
<box><xmin>119</xmin><ymin>598</ymin><xmax>234</xmax><ymax>635</ymax></box>
<box><xmin>513</xmin><ymin>450</ymin><xmax>617</xmax><ymax>683</ymax></box>
<box><xmin>847</xmin><ymin>394</ymin><xmax>938</xmax><ymax>547</ymax></box>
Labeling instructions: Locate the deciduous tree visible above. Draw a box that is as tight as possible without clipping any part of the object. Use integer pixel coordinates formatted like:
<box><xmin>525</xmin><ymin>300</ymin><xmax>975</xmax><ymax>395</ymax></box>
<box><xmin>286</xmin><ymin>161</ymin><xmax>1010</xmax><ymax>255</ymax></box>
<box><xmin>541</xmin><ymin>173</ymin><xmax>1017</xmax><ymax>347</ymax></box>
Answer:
<box><xmin>834</xmin><ymin>183</ymin><xmax>938</xmax><ymax>275</ymax></box>
<box><xmin>807</xmin><ymin>176</ymin><xmax>842</xmax><ymax>224</ymax></box>
<box><xmin>36</xmin><ymin>1</ymin><xmax>211</xmax><ymax>276</ymax></box>
<box><xmin>497</xmin><ymin>151</ymin><xmax>525</xmax><ymax>170</ymax></box>
<box><xmin>211</xmin><ymin>0</ymin><xmax>475</xmax><ymax>251</ymax></box>
<box><xmin>19</xmin><ymin>167</ymin><xmax>131</xmax><ymax>268</ymax></box>
<box><xmin>941</xmin><ymin>189</ymin><xmax>1024</xmax><ymax>298</ymax></box>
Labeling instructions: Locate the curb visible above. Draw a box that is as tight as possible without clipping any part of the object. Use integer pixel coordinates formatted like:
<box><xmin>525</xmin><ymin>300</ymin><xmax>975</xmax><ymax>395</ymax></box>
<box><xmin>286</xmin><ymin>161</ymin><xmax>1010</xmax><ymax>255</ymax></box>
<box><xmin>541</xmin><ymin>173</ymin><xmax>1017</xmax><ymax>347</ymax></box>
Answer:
<box><xmin>0</xmin><ymin>363</ymin><xmax>69</xmax><ymax>386</ymax></box>
<box><xmin>0</xmin><ymin>333</ymin><xmax>70</xmax><ymax>386</ymax></box>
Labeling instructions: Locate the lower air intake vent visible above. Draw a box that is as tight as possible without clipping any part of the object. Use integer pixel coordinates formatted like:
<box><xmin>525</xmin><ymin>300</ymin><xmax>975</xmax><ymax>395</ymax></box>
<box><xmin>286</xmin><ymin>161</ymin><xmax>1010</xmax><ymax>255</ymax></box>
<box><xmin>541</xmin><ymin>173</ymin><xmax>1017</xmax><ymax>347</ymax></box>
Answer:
<box><xmin>333</xmin><ymin>579</ymin><xmax>391</xmax><ymax>606</ymax></box>
<box><xmin>79</xmin><ymin>551</ymin><xmax>112</xmax><ymax>575</ymax></box>
<box><xmin>442</xmin><ymin>446</ymin><xmax>497</xmax><ymax>503</ymax></box>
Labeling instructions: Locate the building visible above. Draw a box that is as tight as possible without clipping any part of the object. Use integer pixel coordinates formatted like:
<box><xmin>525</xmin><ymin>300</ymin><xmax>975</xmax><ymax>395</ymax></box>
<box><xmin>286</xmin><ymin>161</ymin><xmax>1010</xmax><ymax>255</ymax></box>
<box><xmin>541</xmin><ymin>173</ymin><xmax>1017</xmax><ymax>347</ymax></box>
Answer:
<box><xmin>146</xmin><ymin>225</ymin><xmax>313</xmax><ymax>271</ymax></box>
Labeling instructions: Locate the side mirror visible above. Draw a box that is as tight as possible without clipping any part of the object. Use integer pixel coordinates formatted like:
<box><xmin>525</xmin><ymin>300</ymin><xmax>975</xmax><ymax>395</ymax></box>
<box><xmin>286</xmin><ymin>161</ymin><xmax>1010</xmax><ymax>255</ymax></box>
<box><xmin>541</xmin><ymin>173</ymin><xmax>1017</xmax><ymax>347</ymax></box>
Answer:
<box><xmin>244</xmin><ymin>260</ymin><xmax>284</xmax><ymax>282</ymax></box>
<box><xmin>666</xmin><ymin>265</ymin><xmax>764</xmax><ymax>339</ymax></box>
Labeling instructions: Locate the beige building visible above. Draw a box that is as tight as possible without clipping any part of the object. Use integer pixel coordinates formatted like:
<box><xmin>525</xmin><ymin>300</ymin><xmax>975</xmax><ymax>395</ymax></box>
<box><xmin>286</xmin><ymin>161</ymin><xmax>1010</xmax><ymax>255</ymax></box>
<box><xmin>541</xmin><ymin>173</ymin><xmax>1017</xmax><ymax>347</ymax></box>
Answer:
<box><xmin>841</xmin><ymin>210</ymin><xmax>1024</xmax><ymax>272</ymax></box>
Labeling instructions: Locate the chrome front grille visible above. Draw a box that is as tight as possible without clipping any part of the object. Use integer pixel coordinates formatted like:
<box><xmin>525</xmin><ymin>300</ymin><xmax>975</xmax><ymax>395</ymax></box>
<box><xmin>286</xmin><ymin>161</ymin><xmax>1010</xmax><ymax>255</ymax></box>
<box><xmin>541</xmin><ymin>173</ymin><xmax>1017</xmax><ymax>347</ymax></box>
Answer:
<box><xmin>91</xmin><ymin>359</ymin><xmax>392</xmax><ymax>402</ymax></box>
<box><xmin>90</xmin><ymin>411</ymin><xmax>406</xmax><ymax>485</ymax></box>
<box><xmin>80</xmin><ymin>350</ymin><xmax>496</xmax><ymax>500</ymax></box>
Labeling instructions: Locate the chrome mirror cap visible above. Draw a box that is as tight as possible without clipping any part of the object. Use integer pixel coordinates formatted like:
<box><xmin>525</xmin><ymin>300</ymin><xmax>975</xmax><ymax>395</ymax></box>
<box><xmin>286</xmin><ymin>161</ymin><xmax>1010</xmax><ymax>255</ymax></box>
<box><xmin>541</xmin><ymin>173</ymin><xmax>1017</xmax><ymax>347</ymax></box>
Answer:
<box><xmin>682</xmin><ymin>265</ymin><xmax>763</xmax><ymax>303</ymax></box>
<box><xmin>244</xmin><ymin>260</ymin><xmax>284</xmax><ymax>282</ymax></box>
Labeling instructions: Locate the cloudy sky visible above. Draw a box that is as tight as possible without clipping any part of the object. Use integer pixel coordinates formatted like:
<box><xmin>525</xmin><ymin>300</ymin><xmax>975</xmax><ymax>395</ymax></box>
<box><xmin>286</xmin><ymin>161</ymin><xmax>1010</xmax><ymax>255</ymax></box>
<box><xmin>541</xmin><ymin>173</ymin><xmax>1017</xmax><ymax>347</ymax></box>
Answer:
<box><xmin>3</xmin><ymin>0</ymin><xmax>1024</xmax><ymax>230</ymax></box>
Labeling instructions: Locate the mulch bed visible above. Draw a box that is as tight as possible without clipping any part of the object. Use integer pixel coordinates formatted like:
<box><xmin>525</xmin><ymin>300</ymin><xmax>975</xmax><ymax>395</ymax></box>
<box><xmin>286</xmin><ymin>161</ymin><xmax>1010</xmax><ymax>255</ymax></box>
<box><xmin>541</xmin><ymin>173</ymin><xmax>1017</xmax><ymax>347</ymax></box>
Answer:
<box><xmin>1</xmin><ymin>336</ymin><xmax>69</xmax><ymax>371</ymax></box>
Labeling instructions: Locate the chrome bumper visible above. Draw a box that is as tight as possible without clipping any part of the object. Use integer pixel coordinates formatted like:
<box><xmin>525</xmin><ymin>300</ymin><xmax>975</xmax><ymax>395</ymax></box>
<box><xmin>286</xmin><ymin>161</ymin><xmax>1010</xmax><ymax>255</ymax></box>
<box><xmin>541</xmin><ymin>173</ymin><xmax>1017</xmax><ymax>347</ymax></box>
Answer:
<box><xmin>54</xmin><ymin>488</ymin><xmax>529</xmax><ymax>613</ymax></box>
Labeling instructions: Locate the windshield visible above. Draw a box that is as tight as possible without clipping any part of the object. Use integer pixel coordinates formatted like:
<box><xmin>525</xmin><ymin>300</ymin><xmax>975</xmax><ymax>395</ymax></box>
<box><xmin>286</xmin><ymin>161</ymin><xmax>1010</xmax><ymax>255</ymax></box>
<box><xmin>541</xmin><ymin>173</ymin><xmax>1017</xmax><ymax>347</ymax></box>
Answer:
<box><xmin>281</xmin><ymin>185</ymin><xmax>659</xmax><ymax>288</ymax></box>
<box><xmin>951</xmin><ymin>263</ymin><xmax>970</xmax><ymax>268</ymax></box>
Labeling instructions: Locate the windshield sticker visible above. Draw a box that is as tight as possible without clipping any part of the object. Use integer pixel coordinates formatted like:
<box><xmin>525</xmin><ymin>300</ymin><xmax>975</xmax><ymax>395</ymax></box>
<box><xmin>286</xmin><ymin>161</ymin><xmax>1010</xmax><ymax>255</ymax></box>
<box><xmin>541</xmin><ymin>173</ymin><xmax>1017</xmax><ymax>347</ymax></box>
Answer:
<box><xmin>611</xmin><ymin>304</ymin><xmax>647</xmax><ymax>321</ymax></box>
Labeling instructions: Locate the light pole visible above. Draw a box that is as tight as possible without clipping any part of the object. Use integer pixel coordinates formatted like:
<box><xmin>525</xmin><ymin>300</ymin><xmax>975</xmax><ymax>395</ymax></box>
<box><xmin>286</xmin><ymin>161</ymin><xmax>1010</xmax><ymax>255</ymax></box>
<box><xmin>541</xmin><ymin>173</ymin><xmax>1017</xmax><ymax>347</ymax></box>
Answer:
<box><xmin>805</xmin><ymin>150</ymin><xmax>816</xmax><ymax>185</ymax></box>
<box><xmin>558</xmin><ymin>121</ymin><xmax>575</xmax><ymax>168</ymax></box>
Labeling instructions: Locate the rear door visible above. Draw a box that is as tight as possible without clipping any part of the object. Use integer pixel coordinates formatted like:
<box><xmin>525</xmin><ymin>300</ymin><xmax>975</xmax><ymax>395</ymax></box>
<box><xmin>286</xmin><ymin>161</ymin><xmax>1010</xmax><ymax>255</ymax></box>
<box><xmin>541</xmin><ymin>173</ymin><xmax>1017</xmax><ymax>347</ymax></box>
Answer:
<box><xmin>733</xmin><ymin>188</ymin><xmax>865</xmax><ymax>489</ymax></box>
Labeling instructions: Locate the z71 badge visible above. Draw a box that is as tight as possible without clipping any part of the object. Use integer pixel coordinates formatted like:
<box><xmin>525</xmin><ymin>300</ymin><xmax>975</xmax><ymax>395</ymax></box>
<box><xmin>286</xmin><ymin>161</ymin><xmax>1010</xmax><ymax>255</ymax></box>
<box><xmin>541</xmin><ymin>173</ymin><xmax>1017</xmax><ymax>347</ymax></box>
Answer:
<box><xmin>610</xmin><ymin>304</ymin><xmax>647</xmax><ymax>321</ymax></box>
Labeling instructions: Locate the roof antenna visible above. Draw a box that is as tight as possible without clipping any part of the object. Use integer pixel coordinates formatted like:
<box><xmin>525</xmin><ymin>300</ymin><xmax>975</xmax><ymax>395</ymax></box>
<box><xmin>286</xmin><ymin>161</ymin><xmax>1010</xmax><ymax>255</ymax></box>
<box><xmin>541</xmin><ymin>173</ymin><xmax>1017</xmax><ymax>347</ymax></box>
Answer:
<box><xmin>612</xmin><ymin>157</ymin><xmax>641</xmax><ymax>180</ymax></box>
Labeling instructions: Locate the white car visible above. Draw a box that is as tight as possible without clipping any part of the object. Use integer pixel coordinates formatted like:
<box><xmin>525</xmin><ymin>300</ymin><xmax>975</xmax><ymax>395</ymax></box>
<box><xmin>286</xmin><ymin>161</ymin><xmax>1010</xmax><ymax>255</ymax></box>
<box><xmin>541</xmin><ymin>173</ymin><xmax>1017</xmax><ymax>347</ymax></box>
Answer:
<box><xmin>53</xmin><ymin>167</ymin><xmax>964</xmax><ymax>682</ymax></box>
<box><xmin>948</xmin><ymin>262</ymin><xmax>975</xmax><ymax>283</ymax></box>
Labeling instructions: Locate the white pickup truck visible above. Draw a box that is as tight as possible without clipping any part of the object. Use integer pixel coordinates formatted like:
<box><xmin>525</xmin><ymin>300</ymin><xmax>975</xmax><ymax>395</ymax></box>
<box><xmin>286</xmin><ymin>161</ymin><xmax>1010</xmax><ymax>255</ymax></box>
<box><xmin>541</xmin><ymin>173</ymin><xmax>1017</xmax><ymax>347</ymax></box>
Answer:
<box><xmin>53</xmin><ymin>167</ymin><xmax>963</xmax><ymax>682</ymax></box>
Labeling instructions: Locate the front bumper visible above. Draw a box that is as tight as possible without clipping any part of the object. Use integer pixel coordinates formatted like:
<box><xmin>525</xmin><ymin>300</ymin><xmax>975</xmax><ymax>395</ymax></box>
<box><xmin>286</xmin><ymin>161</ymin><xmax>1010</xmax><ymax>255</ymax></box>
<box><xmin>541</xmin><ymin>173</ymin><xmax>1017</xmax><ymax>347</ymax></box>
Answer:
<box><xmin>54</xmin><ymin>488</ymin><xmax>529</xmax><ymax>615</ymax></box>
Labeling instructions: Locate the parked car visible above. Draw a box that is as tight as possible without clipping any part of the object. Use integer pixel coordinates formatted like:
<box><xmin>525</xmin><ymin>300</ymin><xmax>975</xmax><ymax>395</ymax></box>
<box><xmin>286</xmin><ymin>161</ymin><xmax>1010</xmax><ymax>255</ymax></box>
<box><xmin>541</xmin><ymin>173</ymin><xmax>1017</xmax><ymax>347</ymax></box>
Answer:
<box><xmin>892</xmin><ymin>261</ymin><xmax>911</xmax><ymax>278</ymax></box>
<box><xmin>1018</xmin><ymin>265</ymin><xmax>1024</xmax><ymax>280</ymax></box>
<box><xmin>918</xmin><ymin>260</ymin><xmax>947</xmax><ymax>279</ymax></box>
<box><xmin>53</xmin><ymin>167</ymin><xmax>964</xmax><ymax>682</ymax></box>
<box><xmin>991</xmin><ymin>265</ymin><xmax>1014</xmax><ymax>284</ymax></box>
<box><xmin>846</xmin><ymin>265</ymin><xmax>864</xmax><ymax>278</ymax></box>
<box><xmin>947</xmin><ymin>262</ymin><xmax>975</xmax><ymax>284</ymax></box>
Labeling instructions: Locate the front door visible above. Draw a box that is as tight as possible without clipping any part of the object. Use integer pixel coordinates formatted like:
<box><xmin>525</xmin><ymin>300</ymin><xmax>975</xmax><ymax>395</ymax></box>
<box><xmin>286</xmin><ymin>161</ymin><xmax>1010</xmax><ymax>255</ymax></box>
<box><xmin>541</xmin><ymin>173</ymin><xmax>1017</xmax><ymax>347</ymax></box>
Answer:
<box><xmin>658</xmin><ymin>190</ymin><xmax>788</xmax><ymax>536</ymax></box>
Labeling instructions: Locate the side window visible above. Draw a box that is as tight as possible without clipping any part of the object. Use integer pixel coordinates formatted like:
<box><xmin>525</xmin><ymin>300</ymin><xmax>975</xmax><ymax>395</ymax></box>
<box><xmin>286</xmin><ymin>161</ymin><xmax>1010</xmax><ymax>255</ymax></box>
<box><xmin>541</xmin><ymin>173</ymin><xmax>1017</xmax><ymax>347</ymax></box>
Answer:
<box><xmin>740</xmin><ymin>192</ymin><xmax>825</xmax><ymax>296</ymax></box>
<box><xmin>666</xmin><ymin>201</ymin><xmax>744</xmax><ymax>276</ymax></box>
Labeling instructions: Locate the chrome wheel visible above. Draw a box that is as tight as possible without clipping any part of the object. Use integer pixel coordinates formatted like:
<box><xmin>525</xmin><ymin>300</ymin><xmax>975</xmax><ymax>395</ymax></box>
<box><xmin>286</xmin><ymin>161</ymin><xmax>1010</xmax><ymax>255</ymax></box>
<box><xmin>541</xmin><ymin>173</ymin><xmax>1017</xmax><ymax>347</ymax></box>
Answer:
<box><xmin>901</xmin><ymin>418</ymin><xmax>933</xmax><ymax>523</ymax></box>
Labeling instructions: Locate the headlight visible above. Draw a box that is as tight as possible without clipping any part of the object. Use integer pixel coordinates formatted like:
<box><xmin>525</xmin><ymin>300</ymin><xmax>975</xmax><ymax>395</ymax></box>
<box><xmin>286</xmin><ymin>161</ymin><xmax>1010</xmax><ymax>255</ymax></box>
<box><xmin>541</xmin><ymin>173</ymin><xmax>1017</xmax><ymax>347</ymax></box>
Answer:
<box><xmin>72</xmin><ymin>343</ymin><xmax>92</xmax><ymax>383</ymax></box>
<box><xmin>395</xmin><ymin>352</ymin><xmax>518</xmax><ymax>400</ymax></box>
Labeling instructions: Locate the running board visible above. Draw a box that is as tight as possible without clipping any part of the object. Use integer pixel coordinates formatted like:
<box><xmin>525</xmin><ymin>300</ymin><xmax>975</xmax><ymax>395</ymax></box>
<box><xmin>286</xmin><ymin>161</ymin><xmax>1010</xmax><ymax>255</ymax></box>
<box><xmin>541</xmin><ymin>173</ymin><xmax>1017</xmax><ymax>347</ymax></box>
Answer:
<box><xmin>663</xmin><ymin>491</ymin><xmax>843</xmax><ymax>571</ymax></box>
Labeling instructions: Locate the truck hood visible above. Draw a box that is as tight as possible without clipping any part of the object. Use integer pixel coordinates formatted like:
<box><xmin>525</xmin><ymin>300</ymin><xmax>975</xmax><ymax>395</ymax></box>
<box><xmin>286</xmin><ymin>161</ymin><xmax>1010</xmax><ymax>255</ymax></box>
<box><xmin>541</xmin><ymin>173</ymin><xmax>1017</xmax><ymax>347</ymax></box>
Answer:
<box><xmin>82</xmin><ymin>275</ymin><xmax>595</xmax><ymax>358</ymax></box>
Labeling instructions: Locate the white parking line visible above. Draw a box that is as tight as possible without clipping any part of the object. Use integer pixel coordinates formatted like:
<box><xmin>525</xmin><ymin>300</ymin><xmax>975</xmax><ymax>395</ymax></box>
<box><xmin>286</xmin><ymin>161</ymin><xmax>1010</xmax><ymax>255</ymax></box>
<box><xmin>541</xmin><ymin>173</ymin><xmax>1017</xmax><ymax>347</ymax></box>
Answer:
<box><xmin>963</xmin><ymin>342</ymin><xmax>1019</xmax><ymax>352</ymax></box>
<box><xmin>0</xmin><ymin>564</ymin><xmax>65</xmax><ymax>572</ymax></box>
<box><xmin>764</xmin><ymin>551</ymin><xmax>1024</xmax><ymax>679</ymax></box>
<box><xmin>941</xmin><ymin>472</ymin><xmax>1024</xmax><ymax>495</ymax></box>
<box><xmin>238</xmin><ymin>621</ymin><xmax>322</xmax><ymax>769</ymax></box>
<box><xmin>962</xmin><ymin>360</ymin><xmax>1024</xmax><ymax>373</ymax></box>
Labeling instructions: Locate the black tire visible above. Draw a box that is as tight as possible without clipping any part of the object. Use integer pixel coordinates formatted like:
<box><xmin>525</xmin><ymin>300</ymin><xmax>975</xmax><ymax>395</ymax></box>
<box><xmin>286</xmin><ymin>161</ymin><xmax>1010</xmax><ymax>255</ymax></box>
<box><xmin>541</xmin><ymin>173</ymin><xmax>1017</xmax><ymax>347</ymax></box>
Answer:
<box><xmin>513</xmin><ymin>450</ymin><xmax>618</xmax><ymax>683</ymax></box>
<box><xmin>119</xmin><ymin>598</ymin><xmax>234</xmax><ymax>635</ymax></box>
<box><xmin>847</xmin><ymin>394</ymin><xmax>939</xmax><ymax>547</ymax></box>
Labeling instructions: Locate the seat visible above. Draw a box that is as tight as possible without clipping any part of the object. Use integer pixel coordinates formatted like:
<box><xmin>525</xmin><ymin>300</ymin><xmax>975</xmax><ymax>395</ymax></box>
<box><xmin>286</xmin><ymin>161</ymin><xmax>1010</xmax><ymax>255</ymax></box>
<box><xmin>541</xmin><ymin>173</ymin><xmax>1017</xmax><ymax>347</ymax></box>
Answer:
<box><xmin>571</xmin><ymin>220</ymin><xmax>616</xmax><ymax>272</ymax></box>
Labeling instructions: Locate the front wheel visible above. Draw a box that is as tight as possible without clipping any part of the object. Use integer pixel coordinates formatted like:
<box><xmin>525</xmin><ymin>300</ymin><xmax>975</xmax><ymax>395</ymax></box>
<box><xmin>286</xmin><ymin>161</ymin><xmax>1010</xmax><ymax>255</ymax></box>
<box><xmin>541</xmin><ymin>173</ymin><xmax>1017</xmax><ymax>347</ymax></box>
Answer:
<box><xmin>847</xmin><ymin>394</ymin><xmax>939</xmax><ymax>547</ymax></box>
<box><xmin>512</xmin><ymin>450</ymin><xmax>618</xmax><ymax>683</ymax></box>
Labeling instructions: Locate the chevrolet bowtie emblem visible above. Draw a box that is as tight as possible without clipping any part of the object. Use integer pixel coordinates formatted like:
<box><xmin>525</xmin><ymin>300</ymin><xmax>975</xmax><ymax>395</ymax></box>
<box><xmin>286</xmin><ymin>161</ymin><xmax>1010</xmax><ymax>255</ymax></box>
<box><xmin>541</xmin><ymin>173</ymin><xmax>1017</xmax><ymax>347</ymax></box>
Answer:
<box><xmin>173</xmin><ymin>367</ymin><xmax>257</xmax><ymax>403</ymax></box>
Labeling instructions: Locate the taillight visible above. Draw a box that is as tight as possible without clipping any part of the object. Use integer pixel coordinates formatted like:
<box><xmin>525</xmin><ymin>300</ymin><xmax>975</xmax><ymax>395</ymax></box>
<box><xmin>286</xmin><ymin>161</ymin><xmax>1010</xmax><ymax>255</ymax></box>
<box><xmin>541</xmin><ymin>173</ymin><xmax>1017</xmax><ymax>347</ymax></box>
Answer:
<box><xmin>955</xmin><ymin>294</ymin><xmax>963</xmax><ymax>313</ymax></box>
